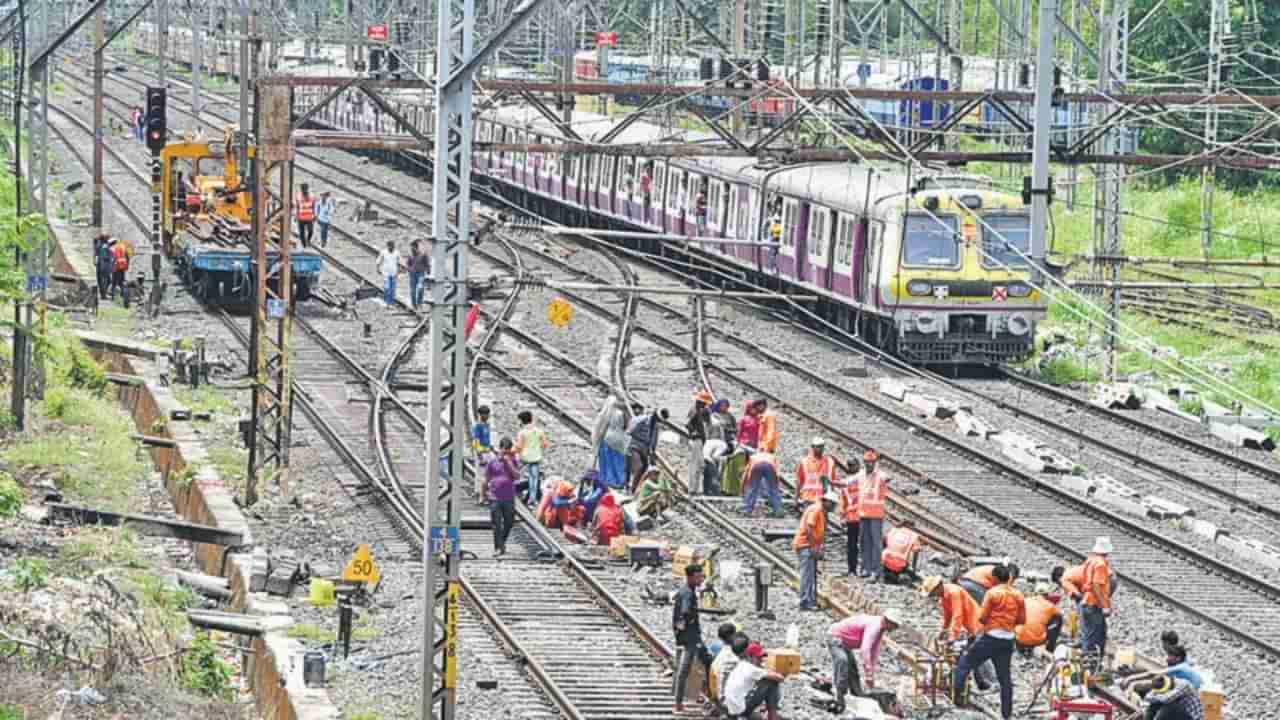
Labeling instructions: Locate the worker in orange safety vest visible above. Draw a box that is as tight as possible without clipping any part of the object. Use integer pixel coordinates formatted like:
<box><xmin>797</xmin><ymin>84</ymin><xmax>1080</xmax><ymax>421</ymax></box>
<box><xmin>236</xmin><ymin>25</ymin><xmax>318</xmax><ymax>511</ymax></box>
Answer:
<box><xmin>880</xmin><ymin>521</ymin><xmax>923</xmax><ymax>585</ymax></box>
<box><xmin>838</xmin><ymin>469</ymin><xmax>860</xmax><ymax>576</ymax></box>
<box><xmin>1015</xmin><ymin>583</ymin><xmax>1064</xmax><ymax>656</ymax></box>
<box><xmin>855</xmin><ymin>450</ymin><xmax>887</xmax><ymax>581</ymax></box>
<box><xmin>590</xmin><ymin>492</ymin><xmax>633</xmax><ymax>546</ymax></box>
<box><xmin>294</xmin><ymin>182</ymin><xmax>317</xmax><ymax>248</ymax></box>
<box><xmin>920</xmin><ymin>575</ymin><xmax>979</xmax><ymax>641</ymax></box>
<box><xmin>793</xmin><ymin>493</ymin><xmax>836</xmax><ymax>611</ymax></box>
<box><xmin>796</xmin><ymin>437</ymin><xmax>838</xmax><ymax>504</ymax></box>
<box><xmin>959</xmin><ymin>561</ymin><xmax>1020</xmax><ymax>605</ymax></box>
<box><xmin>754</xmin><ymin>399</ymin><xmax>779</xmax><ymax>454</ymax></box>
<box><xmin>537</xmin><ymin>476</ymin><xmax>583</xmax><ymax>530</ymax></box>
<box><xmin>1079</xmin><ymin>536</ymin><xmax>1114</xmax><ymax>657</ymax></box>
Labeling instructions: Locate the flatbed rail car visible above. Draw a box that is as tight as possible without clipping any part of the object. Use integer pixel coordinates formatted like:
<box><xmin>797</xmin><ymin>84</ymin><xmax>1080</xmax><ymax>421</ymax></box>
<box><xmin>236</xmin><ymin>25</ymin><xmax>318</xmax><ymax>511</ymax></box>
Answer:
<box><xmin>160</xmin><ymin>128</ymin><xmax>322</xmax><ymax>305</ymax></box>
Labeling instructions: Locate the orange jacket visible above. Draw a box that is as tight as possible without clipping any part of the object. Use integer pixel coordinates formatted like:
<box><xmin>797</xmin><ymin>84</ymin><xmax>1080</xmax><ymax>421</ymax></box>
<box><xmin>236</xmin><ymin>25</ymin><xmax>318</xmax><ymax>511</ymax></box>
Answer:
<box><xmin>1060</xmin><ymin>564</ymin><xmax>1087</xmax><ymax>597</ymax></box>
<box><xmin>881</xmin><ymin>527</ymin><xmax>921</xmax><ymax>572</ymax></box>
<box><xmin>296</xmin><ymin>193</ymin><xmax>316</xmax><ymax>221</ymax></box>
<box><xmin>978</xmin><ymin>583</ymin><xmax>1027</xmax><ymax>635</ymax></box>
<box><xmin>758</xmin><ymin>412</ymin><xmax>779</xmax><ymax>453</ymax></box>
<box><xmin>1015</xmin><ymin>596</ymin><xmax>1061</xmax><ymax>647</ymax></box>
<box><xmin>962</xmin><ymin>565</ymin><xmax>998</xmax><ymax>590</ymax></box>
<box><xmin>940</xmin><ymin>583</ymin><xmax>979</xmax><ymax>640</ymax></box>
<box><xmin>592</xmin><ymin>497</ymin><xmax>625</xmax><ymax>546</ymax></box>
<box><xmin>1082</xmin><ymin>554</ymin><xmax>1112</xmax><ymax>609</ymax></box>
<box><xmin>797</xmin><ymin>452</ymin><xmax>836</xmax><ymax>502</ymax></box>
<box><xmin>839</xmin><ymin>477</ymin><xmax>860</xmax><ymax>522</ymax></box>
<box><xmin>792</xmin><ymin>502</ymin><xmax>826</xmax><ymax>552</ymax></box>
<box><xmin>857</xmin><ymin>470</ymin><xmax>887</xmax><ymax>519</ymax></box>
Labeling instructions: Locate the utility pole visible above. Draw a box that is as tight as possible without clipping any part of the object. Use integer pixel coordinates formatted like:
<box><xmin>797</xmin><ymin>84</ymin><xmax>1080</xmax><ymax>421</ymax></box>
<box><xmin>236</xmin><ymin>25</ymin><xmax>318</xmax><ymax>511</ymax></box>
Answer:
<box><xmin>559</xmin><ymin>1</ymin><xmax>572</xmax><ymax>124</ymax></box>
<box><xmin>1200</xmin><ymin>0</ymin><xmax>1227</xmax><ymax>257</ymax></box>
<box><xmin>93</xmin><ymin>3</ymin><xmax>104</xmax><ymax>234</ymax></box>
<box><xmin>1095</xmin><ymin>0</ymin><xmax>1128</xmax><ymax>380</ymax></box>
<box><xmin>157</xmin><ymin>0</ymin><xmax>166</xmax><ymax>88</ymax></box>
<box><xmin>10</xmin><ymin>0</ymin><xmax>26</xmax><ymax>432</ymax></box>
<box><xmin>731</xmin><ymin>0</ymin><xmax>745</xmax><ymax>132</ymax></box>
<box><xmin>192</xmin><ymin>0</ymin><xmax>203</xmax><ymax>130</ymax></box>
<box><xmin>1029</xmin><ymin>0</ymin><xmax>1056</xmax><ymax>272</ymax></box>
<box><xmin>421</xmin><ymin>0</ymin><xmax>475</xmax><ymax>712</ymax></box>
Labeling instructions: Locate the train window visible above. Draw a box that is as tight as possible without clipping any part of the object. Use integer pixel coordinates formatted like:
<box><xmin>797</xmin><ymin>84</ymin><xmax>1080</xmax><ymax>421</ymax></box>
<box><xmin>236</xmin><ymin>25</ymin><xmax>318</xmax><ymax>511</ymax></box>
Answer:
<box><xmin>808</xmin><ymin>209</ymin><xmax>827</xmax><ymax>259</ymax></box>
<box><xmin>603</xmin><ymin>156</ymin><xmax>615</xmax><ymax>190</ymax></box>
<box><xmin>714</xmin><ymin>182</ymin><xmax>728</xmax><ymax>228</ymax></box>
<box><xmin>782</xmin><ymin>201</ymin><xmax>798</xmax><ymax>250</ymax></box>
<box><xmin>668</xmin><ymin>170</ymin><xmax>682</xmax><ymax>209</ymax></box>
<box><xmin>903</xmin><ymin>214</ymin><xmax>959</xmax><ymax>266</ymax></box>
<box><xmin>981</xmin><ymin>215</ymin><xmax>1031</xmax><ymax>267</ymax></box>
<box><xmin>726</xmin><ymin>186</ymin><xmax>738</xmax><ymax>236</ymax></box>
<box><xmin>835</xmin><ymin>216</ymin><xmax>855</xmax><ymax>266</ymax></box>
<box><xmin>653</xmin><ymin>164</ymin><xmax>666</xmax><ymax>204</ymax></box>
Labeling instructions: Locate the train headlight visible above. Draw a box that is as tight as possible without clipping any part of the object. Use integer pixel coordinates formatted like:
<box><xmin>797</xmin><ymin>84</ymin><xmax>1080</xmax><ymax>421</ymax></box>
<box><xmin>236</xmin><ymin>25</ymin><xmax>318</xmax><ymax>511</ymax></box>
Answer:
<box><xmin>1007</xmin><ymin>314</ymin><xmax>1032</xmax><ymax>336</ymax></box>
<box><xmin>906</xmin><ymin>280</ymin><xmax>933</xmax><ymax>297</ymax></box>
<box><xmin>1007</xmin><ymin>282</ymin><xmax>1033</xmax><ymax>298</ymax></box>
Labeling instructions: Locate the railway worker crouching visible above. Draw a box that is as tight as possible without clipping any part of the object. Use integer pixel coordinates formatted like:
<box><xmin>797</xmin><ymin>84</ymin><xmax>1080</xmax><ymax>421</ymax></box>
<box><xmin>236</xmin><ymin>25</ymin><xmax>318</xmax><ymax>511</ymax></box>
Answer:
<box><xmin>536</xmin><ymin>476</ymin><xmax>581</xmax><ymax>530</ymax></box>
<box><xmin>711</xmin><ymin>630</ymin><xmax>749</xmax><ymax>711</ymax></box>
<box><xmin>589</xmin><ymin>492</ymin><xmax>633</xmax><ymax>546</ymax></box>
<box><xmin>701</xmin><ymin>431</ymin><xmax>730</xmax><ymax>497</ymax></box>
<box><xmin>634</xmin><ymin>466</ymin><xmax>674</xmax><ymax>517</ymax></box>
<box><xmin>960</xmin><ymin>560</ymin><xmax>1020</xmax><ymax>605</ymax></box>
<box><xmin>740</xmin><ymin>451</ymin><xmax>783</xmax><ymax>518</ymax></box>
<box><xmin>672</xmin><ymin>563</ymin><xmax>711</xmax><ymax>715</ymax></box>
<box><xmin>793</xmin><ymin>492</ymin><xmax>837</xmax><ymax>611</ymax></box>
<box><xmin>880</xmin><ymin>520</ymin><xmax>924</xmax><ymax>585</ymax></box>
<box><xmin>724</xmin><ymin>642</ymin><xmax>786</xmax><ymax>720</ymax></box>
<box><xmin>953</xmin><ymin>565</ymin><xmax>1026</xmax><ymax>720</ymax></box>
<box><xmin>686</xmin><ymin>390</ymin><xmax>714</xmax><ymax>496</ymax></box>
<box><xmin>921</xmin><ymin>575</ymin><xmax>997</xmax><ymax>692</ymax></box>
<box><xmin>1014</xmin><ymin>583</ymin><xmax>1064</xmax><ymax>657</ymax></box>
<box><xmin>826</xmin><ymin>609</ymin><xmax>903</xmax><ymax>714</ymax></box>
<box><xmin>856</xmin><ymin>450</ymin><xmax>888</xmax><ymax>582</ymax></box>
<box><xmin>1134</xmin><ymin>674</ymin><xmax>1205</xmax><ymax>720</ymax></box>
<box><xmin>796</xmin><ymin>437</ymin><xmax>837</xmax><ymax>504</ymax></box>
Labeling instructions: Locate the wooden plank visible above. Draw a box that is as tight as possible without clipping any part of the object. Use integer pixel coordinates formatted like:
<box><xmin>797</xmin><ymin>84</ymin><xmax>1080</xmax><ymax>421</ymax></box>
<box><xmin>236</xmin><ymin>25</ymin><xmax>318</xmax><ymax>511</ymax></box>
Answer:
<box><xmin>46</xmin><ymin>503</ymin><xmax>244</xmax><ymax>546</ymax></box>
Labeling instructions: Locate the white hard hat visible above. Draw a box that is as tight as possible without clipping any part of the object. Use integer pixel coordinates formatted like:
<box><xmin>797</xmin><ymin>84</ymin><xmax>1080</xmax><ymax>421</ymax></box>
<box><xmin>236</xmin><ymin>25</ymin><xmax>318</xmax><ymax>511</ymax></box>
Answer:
<box><xmin>1091</xmin><ymin>536</ymin><xmax>1114</xmax><ymax>555</ymax></box>
<box><xmin>883</xmin><ymin>608</ymin><xmax>905</xmax><ymax>628</ymax></box>
<box><xmin>811</xmin><ymin>437</ymin><xmax>826</xmax><ymax>447</ymax></box>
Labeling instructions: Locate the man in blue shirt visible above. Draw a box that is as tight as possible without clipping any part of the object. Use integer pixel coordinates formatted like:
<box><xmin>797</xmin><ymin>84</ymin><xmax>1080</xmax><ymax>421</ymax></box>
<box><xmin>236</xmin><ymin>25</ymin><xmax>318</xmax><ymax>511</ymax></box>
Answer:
<box><xmin>315</xmin><ymin>191</ymin><xmax>336</xmax><ymax>247</ymax></box>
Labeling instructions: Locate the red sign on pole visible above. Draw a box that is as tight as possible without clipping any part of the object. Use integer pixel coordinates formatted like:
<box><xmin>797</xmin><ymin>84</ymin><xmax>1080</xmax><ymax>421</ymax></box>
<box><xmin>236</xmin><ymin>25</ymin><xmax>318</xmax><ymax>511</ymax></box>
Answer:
<box><xmin>595</xmin><ymin>31</ymin><xmax>618</xmax><ymax>47</ymax></box>
<box><xmin>367</xmin><ymin>24</ymin><xmax>389</xmax><ymax>41</ymax></box>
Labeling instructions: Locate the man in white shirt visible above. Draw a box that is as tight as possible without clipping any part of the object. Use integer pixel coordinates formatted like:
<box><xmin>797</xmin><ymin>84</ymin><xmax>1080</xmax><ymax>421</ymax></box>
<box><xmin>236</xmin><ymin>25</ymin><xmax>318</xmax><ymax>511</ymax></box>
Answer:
<box><xmin>723</xmin><ymin>642</ymin><xmax>784</xmax><ymax>720</ymax></box>
<box><xmin>710</xmin><ymin>633</ymin><xmax>746</xmax><ymax>709</ymax></box>
<box><xmin>377</xmin><ymin>240</ymin><xmax>401</xmax><ymax>306</ymax></box>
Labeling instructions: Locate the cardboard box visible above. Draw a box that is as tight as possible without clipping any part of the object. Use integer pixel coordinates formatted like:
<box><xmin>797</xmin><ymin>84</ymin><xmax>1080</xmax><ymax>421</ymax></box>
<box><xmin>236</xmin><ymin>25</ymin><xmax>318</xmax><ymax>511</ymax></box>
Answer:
<box><xmin>765</xmin><ymin>648</ymin><xmax>801</xmax><ymax>676</ymax></box>
<box><xmin>609</xmin><ymin>535</ymin><xmax>640</xmax><ymax>558</ymax></box>
<box><xmin>1112</xmin><ymin>646</ymin><xmax>1137</xmax><ymax>670</ymax></box>
<box><xmin>671</xmin><ymin>546</ymin><xmax>715</xmax><ymax>579</ymax></box>
<box><xmin>1200</xmin><ymin>688</ymin><xmax>1225</xmax><ymax>720</ymax></box>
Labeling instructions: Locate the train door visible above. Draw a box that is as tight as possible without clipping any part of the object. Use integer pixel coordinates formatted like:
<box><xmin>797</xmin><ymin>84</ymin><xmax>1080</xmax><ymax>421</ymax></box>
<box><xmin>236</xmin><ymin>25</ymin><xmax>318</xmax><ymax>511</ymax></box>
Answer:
<box><xmin>807</xmin><ymin>207</ymin><xmax>833</xmax><ymax>290</ymax></box>
<box><xmin>780</xmin><ymin>198</ymin><xmax>801</xmax><ymax>278</ymax></box>
<box><xmin>863</xmin><ymin>222</ymin><xmax>883</xmax><ymax>308</ymax></box>
<box><xmin>666</xmin><ymin>167</ymin><xmax>685</xmax><ymax>233</ymax></box>
<box><xmin>651</xmin><ymin>162</ymin><xmax>666</xmax><ymax>229</ymax></box>
<box><xmin>833</xmin><ymin>213</ymin><xmax>856</xmax><ymax>298</ymax></box>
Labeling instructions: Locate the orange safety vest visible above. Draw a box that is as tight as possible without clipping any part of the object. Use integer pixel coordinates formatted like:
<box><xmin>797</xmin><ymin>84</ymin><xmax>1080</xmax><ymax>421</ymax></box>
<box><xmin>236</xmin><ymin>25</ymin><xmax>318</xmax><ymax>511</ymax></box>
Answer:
<box><xmin>758</xmin><ymin>412</ymin><xmax>779</xmax><ymax>453</ymax></box>
<box><xmin>839</xmin><ymin>479</ymin><xmax>860</xmax><ymax>522</ymax></box>
<box><xmin>1060</xmin><ymin>564</ymin><xmax>1087</xmax><ymax>597</ymax></box>
<box><xmin>111</xmin><ymin>242</ymin><xmax>129</xmax><ymax>272</ymax></box>
<box><xmin>978</xmin><ymin>583</ymin><xmax>1026</xmax><ymax>635</ymax></box>
<box><xmin>881</xmin><ymin>527</ymin><xmax>921</xmax><ymax>572</ymax></box>
<box><xmin>962</xmin><ymin>565</ymin><xmax>998</xmax><ymax>590</ymax></box>
<box><xmin>857</xmin><ymin>470</ymin><xmax>887</xmax><ymax>519</ymax></box>
<box><xmin>594</xmin><ymin>503</ymin><xmax>624</xmax><ymax>546</ymax></box>
<box><xmin>797</xmin><ymin>453</ymin><xmax>835</xmax><ymax>502</ymax></box>
<box><xmin>1015</xmin><ymin>596</ymin><xmax>1061</xmax><ymax>647</ymax></box>
<box><xmin>792</xmin><ymin>503</ymin><xmax>826</xmax><ymax>552</ymax></box>
<box><xmin>940</xmin><ymin>583</ymin><xmax>980</xmax><ymax>640</ymax></box>
<box><xmin>1081</xmin><ymin>554</ymin><xmax>1112</xmax><ymax>609</ymax></box>
<box><xmin>297</xmin><ymin>193</ymin><xmax>316</xmax><ymax>221</ymax></box>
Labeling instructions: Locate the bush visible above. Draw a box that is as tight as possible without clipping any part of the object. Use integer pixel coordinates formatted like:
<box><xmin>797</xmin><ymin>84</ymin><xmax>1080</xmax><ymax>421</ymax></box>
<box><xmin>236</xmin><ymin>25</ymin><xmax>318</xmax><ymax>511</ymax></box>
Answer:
<box><xmin>9</xmin><ymin>557</ymin><xmax>49</xmax><ymax>591</ymax></box>
<box><xmin>1039</xmin><ymin>357</ymin><xmax>1098</xmax><ymax>386</ymax></box>
<box><xmin>0</xmin><ymin>474</ymin><xmax>20</xmax><ymax>517</ymax></box>
<box><xmin>180</xmin><ymin>633</ymin><xmax>235</xmax><ymax>700</ymax></box>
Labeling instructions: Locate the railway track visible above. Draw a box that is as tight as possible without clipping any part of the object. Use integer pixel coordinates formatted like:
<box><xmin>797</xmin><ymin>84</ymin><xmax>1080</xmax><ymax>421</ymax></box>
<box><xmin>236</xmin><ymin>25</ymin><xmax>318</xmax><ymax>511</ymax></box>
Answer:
<box><xmin>39</xmin><ymin>70</ymin><xmax>685</xmax><ymax>720</ymax></box>
<box><xmin>55</xmin><ymin>51</ymin><xmax>1274</xmax><ymax>707</ymax></box>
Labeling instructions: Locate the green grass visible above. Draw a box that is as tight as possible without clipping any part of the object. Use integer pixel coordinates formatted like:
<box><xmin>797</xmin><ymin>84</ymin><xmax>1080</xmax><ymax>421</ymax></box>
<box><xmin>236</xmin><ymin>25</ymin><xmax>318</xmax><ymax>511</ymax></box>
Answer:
<box><xmin>287</xmin><ymin>623</ymin><xmax>337</xmax><ymax>644</ymax></box>
<box><xmin>56</xmin><ymin>527</ymin><xmax>146</xmax><ymax>573</ymax></box>
<box><xmin>172</xmin><ymin>384</ymin><xmax>235</xmax><ymax>418</ymax></box>
<box><xmin>203</xmin><ymin>445</ymin><xmax>248</xmax><ymax>492</ymax></box>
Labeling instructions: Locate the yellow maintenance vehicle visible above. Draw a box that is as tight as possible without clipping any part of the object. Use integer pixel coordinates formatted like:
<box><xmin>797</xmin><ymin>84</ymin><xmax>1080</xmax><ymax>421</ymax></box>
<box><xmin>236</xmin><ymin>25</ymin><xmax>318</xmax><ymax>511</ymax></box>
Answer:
<box><xmin>159</xmin><ymin>127</ymin><xmax>321</xmax><ymax>304</ymax></box>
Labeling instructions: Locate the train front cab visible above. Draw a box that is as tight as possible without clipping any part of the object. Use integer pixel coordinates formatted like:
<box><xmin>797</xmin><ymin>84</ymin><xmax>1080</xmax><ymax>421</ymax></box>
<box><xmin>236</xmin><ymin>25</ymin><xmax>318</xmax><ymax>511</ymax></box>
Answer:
<box><xmin>883</xmin><ymin>191</ymin><xmax>1044</xmax><ymax>365</ymax></box>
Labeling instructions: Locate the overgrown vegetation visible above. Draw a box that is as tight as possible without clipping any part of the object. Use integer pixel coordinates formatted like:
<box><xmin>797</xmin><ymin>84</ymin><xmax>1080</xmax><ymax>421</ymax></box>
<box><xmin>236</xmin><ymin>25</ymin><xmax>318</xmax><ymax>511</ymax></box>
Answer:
<box><xmin>8</xmin><ymin>557</ymin><xmax>49</xmax><ymax>592</ymax></box>
<box><xmin>0</xmin><ymin>473</ymin><xmax>21</xmax><ymax>517</ymax></box>
<box><xmin>178</xmin><ymin>633</ymin><xmax>235</xmax><ymax>701</ymax></box>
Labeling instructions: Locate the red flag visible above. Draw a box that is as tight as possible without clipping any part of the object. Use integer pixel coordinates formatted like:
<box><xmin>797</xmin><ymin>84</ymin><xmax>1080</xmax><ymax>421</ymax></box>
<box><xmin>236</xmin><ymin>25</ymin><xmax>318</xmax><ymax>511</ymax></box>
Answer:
<box><xmin>464</xmin><ymin>303</ymin><xmax>480</xmax><ymax>339</ymax></box>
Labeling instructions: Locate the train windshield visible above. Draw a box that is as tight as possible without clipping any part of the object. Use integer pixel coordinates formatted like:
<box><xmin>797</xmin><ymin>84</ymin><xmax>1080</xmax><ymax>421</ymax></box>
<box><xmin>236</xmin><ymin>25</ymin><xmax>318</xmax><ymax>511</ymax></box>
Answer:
<box><xmin>903</xmin><ymin>214</ymin><xmax>959</xmax><ymax>266</ymax></box>
<box><xmin>981</xmin><ymin>215</ymin><xmax>1031</xmax><ymax>267</ymax></box>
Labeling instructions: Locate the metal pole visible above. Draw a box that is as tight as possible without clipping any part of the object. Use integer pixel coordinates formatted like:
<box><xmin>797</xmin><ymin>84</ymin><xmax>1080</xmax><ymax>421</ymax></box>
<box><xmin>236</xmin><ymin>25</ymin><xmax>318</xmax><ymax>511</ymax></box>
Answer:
<box><xmin>11</xmin><ymin>0</ymin><xmax>26</xmax><ymax>433</ymax></box>
<box><xmin>157</xmin><ymin>0</ymin><xmax>166</xmax><ymax>87</ymax></box>
<box><xmin>1029</xmin><ymin>0</ymin><xmax>1056</xmax><ymax>269</ymax></box>
<box><xmin>93</xmin><ymin>4</ymin><xmax>104</xmax><ymax>232</ymax></box>
<box><xmin>192</xmin><ymin>0</ymin><xmax>202</xmax><ymax>129</ymax></box>
<box><xmin>422</xmin><ymin>0</ymin><xmax>474</xmax><ymax>713</ymax></box>
<box><xmin>1200</xmin><ymin>0</ymin><xmax>1226</xmax><ymax>257</ymax></box>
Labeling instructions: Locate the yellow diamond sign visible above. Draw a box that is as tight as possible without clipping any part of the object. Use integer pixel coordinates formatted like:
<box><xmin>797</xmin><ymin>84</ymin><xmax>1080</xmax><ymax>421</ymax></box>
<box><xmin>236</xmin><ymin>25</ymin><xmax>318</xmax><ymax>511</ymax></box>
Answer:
<box><xmin>342</xmin><ymin>544</ymin><xmax>382</xmax><ymax>586</ymax></box>
<box><xmin>547</xmin><ymin>296</ymin><xmax>573</xmax><ymax>327</ymax></box>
